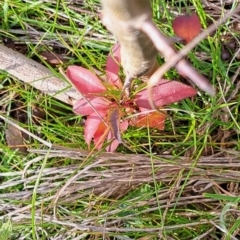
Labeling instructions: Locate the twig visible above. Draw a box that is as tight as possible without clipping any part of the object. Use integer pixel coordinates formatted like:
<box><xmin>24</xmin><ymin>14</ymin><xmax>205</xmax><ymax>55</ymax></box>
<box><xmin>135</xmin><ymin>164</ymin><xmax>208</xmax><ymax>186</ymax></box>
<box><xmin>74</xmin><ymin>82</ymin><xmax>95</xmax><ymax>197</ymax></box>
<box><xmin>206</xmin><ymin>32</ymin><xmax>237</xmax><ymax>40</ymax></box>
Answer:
<box><xmin>143</xmin><ymin>4</ymin><xmax>240</xmax><ymax>110</ymax></box>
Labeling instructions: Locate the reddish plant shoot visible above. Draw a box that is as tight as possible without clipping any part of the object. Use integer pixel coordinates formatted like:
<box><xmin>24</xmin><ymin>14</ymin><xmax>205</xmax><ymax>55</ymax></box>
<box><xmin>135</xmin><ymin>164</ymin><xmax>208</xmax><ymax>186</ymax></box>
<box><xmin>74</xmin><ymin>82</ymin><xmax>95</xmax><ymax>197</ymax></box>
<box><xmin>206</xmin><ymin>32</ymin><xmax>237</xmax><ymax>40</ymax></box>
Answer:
<box><xmin>172</xmin><ymin>13</ymin><xmax>201</xmax><ymax>43</ymax></box>
<box><xmin>66</xmin><ymin>43</ymin><xmax>197</xmax><ymax>152</ymax></box>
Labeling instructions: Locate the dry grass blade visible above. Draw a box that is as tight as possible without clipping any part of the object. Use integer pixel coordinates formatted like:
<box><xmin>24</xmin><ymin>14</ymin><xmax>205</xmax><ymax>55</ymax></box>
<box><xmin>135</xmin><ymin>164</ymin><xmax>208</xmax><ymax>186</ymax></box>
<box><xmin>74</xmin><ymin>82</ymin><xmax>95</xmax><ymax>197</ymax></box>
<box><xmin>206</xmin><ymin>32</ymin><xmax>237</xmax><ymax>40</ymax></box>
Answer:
<box><xmin>0</xmin><ymin>115</ymin><xmax>52</xmax><ymax>148</ymax></box>
<box><xmin>0</xmin><ymin>148</ymin><xmax>239</xmax><ymax>236</ymax></box>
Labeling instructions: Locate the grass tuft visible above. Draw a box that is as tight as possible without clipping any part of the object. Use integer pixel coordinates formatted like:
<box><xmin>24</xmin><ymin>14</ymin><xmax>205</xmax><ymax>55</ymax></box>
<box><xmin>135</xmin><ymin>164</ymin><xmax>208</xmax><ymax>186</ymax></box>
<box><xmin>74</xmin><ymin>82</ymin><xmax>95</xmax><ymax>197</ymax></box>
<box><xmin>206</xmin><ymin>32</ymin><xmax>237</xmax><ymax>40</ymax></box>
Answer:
<box><xmin>0</xmin><ymin>0</ymin><xmax>239</xmax><ymax>239</ymax></box>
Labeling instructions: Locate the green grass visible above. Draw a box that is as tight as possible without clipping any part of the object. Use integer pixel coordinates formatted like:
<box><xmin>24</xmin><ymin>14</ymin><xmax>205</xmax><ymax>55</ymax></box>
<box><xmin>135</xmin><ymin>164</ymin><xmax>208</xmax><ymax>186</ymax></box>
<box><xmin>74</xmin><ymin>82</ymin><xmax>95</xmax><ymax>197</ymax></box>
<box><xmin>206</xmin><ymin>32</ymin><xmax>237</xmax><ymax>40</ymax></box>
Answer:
<box><xmin>0</xmin><ymin>0</ymin><xmax>240</xmax><ymax>239</ymax></box>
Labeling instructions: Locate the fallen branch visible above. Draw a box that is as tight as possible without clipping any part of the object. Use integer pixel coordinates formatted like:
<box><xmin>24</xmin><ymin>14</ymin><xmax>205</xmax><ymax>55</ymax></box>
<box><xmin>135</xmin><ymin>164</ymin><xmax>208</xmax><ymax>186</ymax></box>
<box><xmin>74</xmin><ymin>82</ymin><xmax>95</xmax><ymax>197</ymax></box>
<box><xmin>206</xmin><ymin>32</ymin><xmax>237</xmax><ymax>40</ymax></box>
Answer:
<box><xmin>0</xmin><ymin>44</ymin><xmax>81</xmax><ymax>105</ymax></box>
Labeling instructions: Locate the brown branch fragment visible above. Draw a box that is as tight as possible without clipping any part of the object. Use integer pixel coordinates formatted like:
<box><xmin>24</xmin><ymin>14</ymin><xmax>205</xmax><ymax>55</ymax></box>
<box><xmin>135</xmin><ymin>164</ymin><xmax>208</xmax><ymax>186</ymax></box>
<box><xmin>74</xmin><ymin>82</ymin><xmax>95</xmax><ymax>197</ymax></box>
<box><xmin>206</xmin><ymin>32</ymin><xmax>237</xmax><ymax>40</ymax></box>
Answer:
<box><xmin>0</xmin><ymin>44</ymin><xmax>81</xmax><ymax>105</ymax></box>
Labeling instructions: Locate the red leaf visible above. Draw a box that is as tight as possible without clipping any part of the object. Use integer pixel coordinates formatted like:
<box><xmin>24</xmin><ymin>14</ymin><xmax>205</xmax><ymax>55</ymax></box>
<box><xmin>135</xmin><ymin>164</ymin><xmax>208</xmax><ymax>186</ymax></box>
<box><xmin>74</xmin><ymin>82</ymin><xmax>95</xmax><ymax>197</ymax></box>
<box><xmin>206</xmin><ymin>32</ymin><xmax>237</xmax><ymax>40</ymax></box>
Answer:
<box><xmin>130</xmin><ymin>110</ymin><xmax>166</xmax><ymax>130</ymax></box>
<box><xmin>85</xmin><ymin>110</ymin><xmax>128</xmax><ymax>152</ymax></box>
<box><xmin>105</xmin><ymin>120</ymin><xmax>128</xmax><ymax>152</ymax></box>
<box><xmin>105</xmin><ymin>137</ymin><xmax>119</xmax><ymax>152</ymax></box>
<box><xmin>135</xmin><ymin>80</ymin><xmax>197</xmax><ymax>109</ymax></box>
<box><xmin>172</xmin><ymin>13</ymin><xmax>201</xmax><ymax>43</ymax></box>
<box><xmin>84</xmin><ymin>111</ymin><xmax>108</xmax><ymax>147</ymax></box>
<box><xmin>67</xmin><ymin>66</ymin><xmax>106</xmax><ymax>95</ymax></box>
<box><xmin>120</xmin><ymin>120</ymin><xmax>129</xmax><ymax>132</ymax></box>
<box><xmin>106</xmin><ymin>43</ymin><xmax>122</xmax><ymax>88</ymax></box>
<box><xmin>93</xmin><ymin>120</ymin><xmax>109</xmax><ymax>150</ymax></box>
<box><xmin>73</xmin><ymin>96</ymin><xmax>111</xmax><ymax>116</ymax></box>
